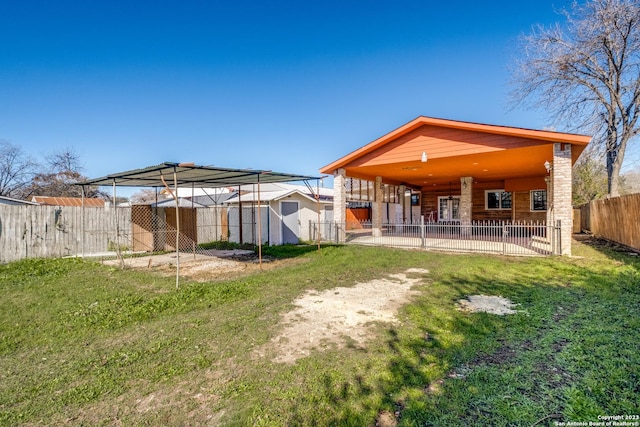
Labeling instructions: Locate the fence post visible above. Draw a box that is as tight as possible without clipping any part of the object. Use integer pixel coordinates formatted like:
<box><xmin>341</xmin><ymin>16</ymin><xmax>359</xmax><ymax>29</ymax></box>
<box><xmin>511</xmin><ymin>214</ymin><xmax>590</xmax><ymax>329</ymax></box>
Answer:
<box><xmin>502</xmin><ymin>221</ymin><xmax>506</xmax><ymax>255</ymax></box>
<box><xmin>556</xmin><ymin>220</ymin><xmax>562</xmax><ymax>255</ymax></box>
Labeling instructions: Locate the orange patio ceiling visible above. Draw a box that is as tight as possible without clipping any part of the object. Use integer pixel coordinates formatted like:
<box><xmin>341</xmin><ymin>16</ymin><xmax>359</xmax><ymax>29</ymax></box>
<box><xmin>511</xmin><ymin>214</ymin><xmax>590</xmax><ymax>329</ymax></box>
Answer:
<box><xmin>320</xmin><ymin>116</ymin><xmax>592</xmax><ymax>189</ymax></box>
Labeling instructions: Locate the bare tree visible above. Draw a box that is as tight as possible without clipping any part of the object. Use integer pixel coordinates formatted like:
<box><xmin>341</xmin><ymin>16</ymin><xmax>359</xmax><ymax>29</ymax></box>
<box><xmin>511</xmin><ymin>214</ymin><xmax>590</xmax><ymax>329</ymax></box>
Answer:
<box><xmin>21</xmin><ymin>147</ymin><xmax>107</xmax><ymax>199</ymax></box>
<box><xmin>0</xmin><ymin>140</ymin><xmax>39</xmax><ymax>198</ymax></box>
<box><xmin>512</xmin><ymin>0</ymin><xmax>640</xmax><ymax>196</ymax></box>
<box><xmin>130</xmin><ymin>188</ymin><xmax>160</xmax><ymax>204</ymax></box>
<box><xmin>46</xmin><ymin>147</ymin><xmax>84</xmax><ymax>173</ymax></box>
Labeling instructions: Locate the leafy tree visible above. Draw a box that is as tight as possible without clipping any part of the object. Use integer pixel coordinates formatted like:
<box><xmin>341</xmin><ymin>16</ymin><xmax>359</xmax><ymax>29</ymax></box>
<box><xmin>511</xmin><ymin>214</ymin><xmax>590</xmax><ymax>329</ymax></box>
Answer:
<box><xmin>572</xmin><ymin>153</ymin><xmax>608</xmax><ymax>205</ymax></box>
<box><xmin>512</xmin><ymin>0</ymin><xmax>640</xmax><ymax>197</ymax></box>
<box><xmin>0</xmin><ymin>140</ymin><xmax>39</xmax><ymax>198</ymax></box>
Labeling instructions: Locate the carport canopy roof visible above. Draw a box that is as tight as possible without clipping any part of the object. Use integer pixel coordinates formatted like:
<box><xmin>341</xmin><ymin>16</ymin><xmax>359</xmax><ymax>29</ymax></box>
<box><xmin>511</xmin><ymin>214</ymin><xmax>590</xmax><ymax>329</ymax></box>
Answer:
<box><xmin>79</xmin><ymin>162</ymin><xmax>321</xmax><ymax>188</ymax></box>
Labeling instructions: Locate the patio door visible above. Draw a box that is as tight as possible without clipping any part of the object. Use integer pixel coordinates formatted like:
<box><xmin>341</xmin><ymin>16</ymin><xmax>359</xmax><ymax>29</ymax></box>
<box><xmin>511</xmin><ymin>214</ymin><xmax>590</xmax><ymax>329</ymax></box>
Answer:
<box><xmin>438</xmin><ymin>197</ymin><xmax>460</xmax><ymax>222</ymax></box>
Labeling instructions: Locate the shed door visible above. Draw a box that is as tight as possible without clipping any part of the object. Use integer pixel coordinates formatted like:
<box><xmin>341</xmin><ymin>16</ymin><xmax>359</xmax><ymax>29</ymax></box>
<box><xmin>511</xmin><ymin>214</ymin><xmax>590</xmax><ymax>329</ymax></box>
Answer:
<box><xmin>281</xmin><ymin>201</ymin><xmax>299</xmax><ymax>244</ymax></box>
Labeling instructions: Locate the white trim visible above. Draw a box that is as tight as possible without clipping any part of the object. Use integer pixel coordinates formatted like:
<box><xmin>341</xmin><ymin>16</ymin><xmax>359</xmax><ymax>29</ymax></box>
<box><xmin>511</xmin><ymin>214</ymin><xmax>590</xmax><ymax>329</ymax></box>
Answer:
<box><xmin>530</xmin><ymin>189</ymin><xmax>548</xmax><ymax>211</ymax></box>
<box><xmin>437</xmin><ymin>196</ymin><xmax>461</xmax><ymax>222</ymax></box>
<box><xmin>484</xmin><ymin>189</ymin><xmax>512</xmax><ymax>210</ymax></box>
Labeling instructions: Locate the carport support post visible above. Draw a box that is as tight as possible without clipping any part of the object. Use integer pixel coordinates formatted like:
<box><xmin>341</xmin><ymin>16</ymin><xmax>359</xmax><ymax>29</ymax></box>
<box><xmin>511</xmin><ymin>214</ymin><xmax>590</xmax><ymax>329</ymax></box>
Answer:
<box><xmin>174</xmin><ymin>167</ymin><xmax>180</xmax><ymax>289</ymax></box>
<box><xmin>238</xmin><ymin>185</ymin><xmax>243</xmax><ymax>245</ymax></box>
<box><xmin>113</xmin><ymin>179</ymin><xmax>124</xmax><ymax>268</ymax></box>
<box><xmin>372</xmin><ymin>176</ymin><xmax>383</xmax><ymax>237</ymax></box>
<box><xmin>257</xmin><ymin>177</ymin><xmax>262</xmax><ymax>269</ymax></box>
<box><xmin>81</xmin><ymin>185</ymin><xmax>85</xmax><ymax>258</ymax></box>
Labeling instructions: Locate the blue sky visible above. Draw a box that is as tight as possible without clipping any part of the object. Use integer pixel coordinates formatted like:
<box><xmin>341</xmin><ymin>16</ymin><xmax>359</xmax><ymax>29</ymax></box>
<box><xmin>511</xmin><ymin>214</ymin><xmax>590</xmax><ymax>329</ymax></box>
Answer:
<box><xmin>4</xmin><ymin>0</ymin><xmax>634</xmax><ymax>195</ymax></box>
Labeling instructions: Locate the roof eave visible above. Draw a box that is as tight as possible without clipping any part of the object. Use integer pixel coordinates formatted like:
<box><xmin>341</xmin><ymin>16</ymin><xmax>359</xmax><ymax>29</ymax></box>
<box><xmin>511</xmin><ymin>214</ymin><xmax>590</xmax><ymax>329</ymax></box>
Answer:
<box><xmin>319</xmin><ymin>116</ymin><xmax>592</xmax><ymax>174</ymax></box>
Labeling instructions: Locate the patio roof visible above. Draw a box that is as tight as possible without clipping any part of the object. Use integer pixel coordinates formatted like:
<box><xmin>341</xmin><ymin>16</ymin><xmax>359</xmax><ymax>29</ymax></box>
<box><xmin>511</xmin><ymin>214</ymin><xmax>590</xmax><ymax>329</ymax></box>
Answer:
<box><xmin>319</xmin><ymin>116</ymin><xmax>592</xmax><ymax>188</ymax></box>
<box><xmin>79</xmin><ymin>162</ymin><xmax>321</xmax><ymax>188</ymax></box>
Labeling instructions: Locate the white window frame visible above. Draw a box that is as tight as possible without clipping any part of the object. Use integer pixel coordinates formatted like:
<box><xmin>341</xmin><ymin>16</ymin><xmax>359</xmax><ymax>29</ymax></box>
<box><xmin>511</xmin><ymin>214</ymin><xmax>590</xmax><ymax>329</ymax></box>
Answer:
<box><xmin>530</xmin><ymin>189</ymin><xmax>548</xmax><ymax>211</ymax></box>
<box><xmin>485</xmin><ymin>189</ymin><xmax>512</xmax><ymax>210</ymax></box>
<box><xmin>438</xmin><ymin>196</ymin><xmax>461</xmax><ymax>222</ymax></box>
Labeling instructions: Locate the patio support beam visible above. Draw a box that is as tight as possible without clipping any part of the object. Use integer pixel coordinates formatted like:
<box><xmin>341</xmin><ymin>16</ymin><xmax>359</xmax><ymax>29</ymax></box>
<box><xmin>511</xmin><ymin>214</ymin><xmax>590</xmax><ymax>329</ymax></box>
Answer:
<box><xmin>373</xmin><ymin>176</ymin><xmax>383</xmax><ymax>237</ymax></box>
<box><xmin>552</xmin><ymin>143</ymin><xmax>573</xmax><ymax>256</ymax></box>
<box><xmin>460</xmin><ymin>176</ymin><xmax>473</xmax><ymax>236</ymax></box>
<box><xmin>399</xmin><ymin>185</ymin><xmax>406</xmax><ymax>222</ymax></box>
<box><xmin>334</xmin><ymin>168</ymin><xmax>347</xmax><ymax>243</ymax></box>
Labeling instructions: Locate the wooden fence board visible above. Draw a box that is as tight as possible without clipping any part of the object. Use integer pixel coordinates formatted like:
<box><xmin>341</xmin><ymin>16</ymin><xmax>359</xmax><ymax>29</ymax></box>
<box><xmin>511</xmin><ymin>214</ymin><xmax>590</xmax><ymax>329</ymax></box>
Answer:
<box><xmin>0</xmin><ymin>205</ymin><xmax>230</xmax><ymax>263</ymax></box>
<box><xmin>579</xmin><ymin>193</ymin><xmax>640</xmax><ymax>251</ymax></box>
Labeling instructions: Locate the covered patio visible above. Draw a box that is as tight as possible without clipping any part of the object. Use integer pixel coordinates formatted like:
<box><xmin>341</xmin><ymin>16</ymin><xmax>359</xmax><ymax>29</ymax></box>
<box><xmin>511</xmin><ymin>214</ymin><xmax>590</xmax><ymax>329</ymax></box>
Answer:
<box><xmin>319</xmin><ymin>117</ymin><xmax>591</xmax><ymax>256</ymax></box>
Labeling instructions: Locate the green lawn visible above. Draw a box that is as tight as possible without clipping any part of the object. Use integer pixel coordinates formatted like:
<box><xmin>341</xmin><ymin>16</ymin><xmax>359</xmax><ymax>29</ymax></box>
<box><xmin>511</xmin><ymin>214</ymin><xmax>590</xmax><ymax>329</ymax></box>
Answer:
<box><xmin>0</xmin><ymin>240</ymin><xmax>638</xmax><ymax>426</ymax></box>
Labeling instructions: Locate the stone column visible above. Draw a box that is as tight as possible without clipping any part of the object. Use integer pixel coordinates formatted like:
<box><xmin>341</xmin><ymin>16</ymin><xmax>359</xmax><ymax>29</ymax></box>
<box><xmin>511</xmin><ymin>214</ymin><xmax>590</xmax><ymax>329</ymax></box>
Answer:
<box><xmin>372</xmin><ymin>176</ymin><xmax>383</xmax><ymax>237</ymax></box>
<box><xmin>399</xmin><ymin>184</ymin><xmax>406</xmax><ymax>222</ymax></box>
<box><xmin>460</xmin><ymin>176</ymin><xmax>473</xmax><ymax>236</ymax></box>
<box><xmin>334</xmin><ymin>168</ymin><xmax>347</xmax><ymax>243</ymax></box>
<box><xmin>552</xmin><ymin>143</ymin><xmax>573</xmax><ymax>256</ymax></box>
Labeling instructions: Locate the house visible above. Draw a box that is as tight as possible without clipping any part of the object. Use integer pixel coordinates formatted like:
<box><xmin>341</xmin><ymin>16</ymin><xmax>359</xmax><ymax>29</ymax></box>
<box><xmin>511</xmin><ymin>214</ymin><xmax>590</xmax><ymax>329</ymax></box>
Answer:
<box><xmin>319</xmin><ymin>116</ymin><xmax>591</xmax><ymax>256</ymax></box>
<box><xmin>31</xmin><ymin>196</ymin><xmax>106</xmax><ymax>207</ymax></box>
<box><xmin>223</xmin><ymin>183</ymin><xmax>334</xmax><ymax>245</ymax></box>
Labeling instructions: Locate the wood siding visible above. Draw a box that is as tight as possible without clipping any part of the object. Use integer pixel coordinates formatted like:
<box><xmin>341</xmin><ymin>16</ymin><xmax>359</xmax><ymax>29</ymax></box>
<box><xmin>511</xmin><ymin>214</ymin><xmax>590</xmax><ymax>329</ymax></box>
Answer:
<box><xmin>420</xmin><ymin>180</ymin><xmax>547</xmax><ymax>223</ymax></box>
<box><xmin>353</xmin><ymin>125</ymin><xmax>547</xmax><ymax>167</ymax></box>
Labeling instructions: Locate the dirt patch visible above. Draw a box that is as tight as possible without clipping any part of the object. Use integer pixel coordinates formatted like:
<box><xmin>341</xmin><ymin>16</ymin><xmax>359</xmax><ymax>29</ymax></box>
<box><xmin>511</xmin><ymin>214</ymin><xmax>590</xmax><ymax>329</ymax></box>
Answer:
<box><xmin>255</xmin><ymin>269</ymin><xmax>428</xmax><ymax>364</ymax></box>
<box><xmin>102</xmin><ymin>250</ymin><xmax>302</xmax><ymax>281</ymax></box>
<box><xmin>457</xmin><ymin>295</ymin><xmax>519</xmax><ymax>315</ymax></box>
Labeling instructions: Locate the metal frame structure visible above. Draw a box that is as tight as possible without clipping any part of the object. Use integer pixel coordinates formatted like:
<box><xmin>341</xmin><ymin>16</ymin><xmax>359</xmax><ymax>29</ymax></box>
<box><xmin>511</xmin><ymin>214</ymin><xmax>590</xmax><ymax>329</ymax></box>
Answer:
<box><xmin>79</xmin><ymin>162</ymin><xmax>322</xmax><ymax>288</ymax></box>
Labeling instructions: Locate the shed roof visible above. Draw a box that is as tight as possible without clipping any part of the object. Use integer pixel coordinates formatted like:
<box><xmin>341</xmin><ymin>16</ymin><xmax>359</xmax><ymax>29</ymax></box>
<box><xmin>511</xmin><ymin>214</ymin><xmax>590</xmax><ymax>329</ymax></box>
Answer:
<box><xmin>0</xmin><ymin>195</ymin><xmax>39</xmax><ymax>205</ymax></box>
<box><xmin>226</xmin><ymin>189</ymin><xmax>333</xmax><ymax>204</ymax></box>
<box><xmin>79</xmin><ymin>162</ymin><xmax>320</xmax><ymax>188</ymax></box>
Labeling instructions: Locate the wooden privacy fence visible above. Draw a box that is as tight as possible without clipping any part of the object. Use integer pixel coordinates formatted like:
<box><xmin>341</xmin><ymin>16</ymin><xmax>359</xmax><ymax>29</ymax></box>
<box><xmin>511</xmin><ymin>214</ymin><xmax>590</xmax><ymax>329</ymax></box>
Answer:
<box><xmin>579</xmin><ymin>193</ymin><xmax>640</xmax><ymax>251</ymax></box>
<box><xmin>0</xmin><ymin>205</ymin><xmax>131</xmax><ymax>263</ymax></box>
<box><xmin>0</xmin><ymin>205</ymin><xmax>231</xmax><ymax>263</ymax></box>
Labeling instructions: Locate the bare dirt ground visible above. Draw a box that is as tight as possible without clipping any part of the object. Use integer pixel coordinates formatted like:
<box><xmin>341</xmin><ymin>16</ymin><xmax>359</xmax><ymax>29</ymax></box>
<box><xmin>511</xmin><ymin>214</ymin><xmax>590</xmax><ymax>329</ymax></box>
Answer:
<box><xmin>255</xmin><ymin>268</ymin><xmax>429</xmax><ymax>364</ymax></box>
<box><xmin>102</xmin><ymin>249</ymin><xmax>300</xmax><ymax>281</ymax></box>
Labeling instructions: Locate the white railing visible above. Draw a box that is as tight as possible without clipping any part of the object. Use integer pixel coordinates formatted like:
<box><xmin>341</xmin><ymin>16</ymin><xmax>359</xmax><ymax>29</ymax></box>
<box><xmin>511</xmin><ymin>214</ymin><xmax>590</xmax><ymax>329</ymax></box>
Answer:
<box><xmin>309</xmin><ymin>219</ymin><xmax>561</xmax><ymax>256</ymax></box>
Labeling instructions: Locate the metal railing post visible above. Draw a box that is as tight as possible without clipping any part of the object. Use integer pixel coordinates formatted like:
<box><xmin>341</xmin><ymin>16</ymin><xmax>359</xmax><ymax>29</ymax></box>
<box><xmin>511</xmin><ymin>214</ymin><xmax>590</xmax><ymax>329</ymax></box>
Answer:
<box><xmin>502</xmin><ymin>221</ymin><xmax>506</xmax><ymax>255</ymax></box>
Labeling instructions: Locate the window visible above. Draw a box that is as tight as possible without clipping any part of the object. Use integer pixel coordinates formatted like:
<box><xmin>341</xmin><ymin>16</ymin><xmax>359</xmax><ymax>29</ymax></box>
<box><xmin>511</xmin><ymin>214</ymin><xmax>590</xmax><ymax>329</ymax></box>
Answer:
<box><xmin>438</xmin><ymin>196</ymin><xmax>460</xmax><ymax>221</ymax></box>
<box><xmin>531</xmin><ymin>190</ymin><xmax>547</xmax><ymax>211</ymax></box>
<box><xmin>485</xmin><ymin>190</ymin><xmax>512</xmax><ymax>210</ymax></box>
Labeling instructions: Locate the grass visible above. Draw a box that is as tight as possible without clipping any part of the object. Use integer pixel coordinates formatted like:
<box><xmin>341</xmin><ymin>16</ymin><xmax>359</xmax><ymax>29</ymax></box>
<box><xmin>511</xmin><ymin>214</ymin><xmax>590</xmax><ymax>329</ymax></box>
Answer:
<box><xmin>0</xmin><ymin>240</ymin><xmax>638</xmax><ymax>425</ymax></box>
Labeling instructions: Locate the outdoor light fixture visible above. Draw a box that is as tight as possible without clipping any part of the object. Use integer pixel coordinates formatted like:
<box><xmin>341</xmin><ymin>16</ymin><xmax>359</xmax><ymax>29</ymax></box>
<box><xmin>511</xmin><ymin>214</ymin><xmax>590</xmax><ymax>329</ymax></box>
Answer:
<box><xmin>462</xmin><ymin>178</ymin><xmax>467</xmax><ymax>189</ymax></box>
<box><xmin>421</xmin><ymin>152</ymin><xmax>428</xmax><ymax>163</ymax></box>
<box><xmin>544</xmin><ymin>160</ymin><xmax>552</xmax><ymax>172</ymax></box>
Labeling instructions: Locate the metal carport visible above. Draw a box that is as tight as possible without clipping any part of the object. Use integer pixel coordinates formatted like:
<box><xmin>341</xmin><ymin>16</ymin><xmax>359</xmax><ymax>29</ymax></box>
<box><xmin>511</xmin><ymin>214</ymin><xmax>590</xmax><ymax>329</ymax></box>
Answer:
<box><xmin>79</xmin><ymin>162</ymin><xmax>321</xmax><ymax>287</ymax></box>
